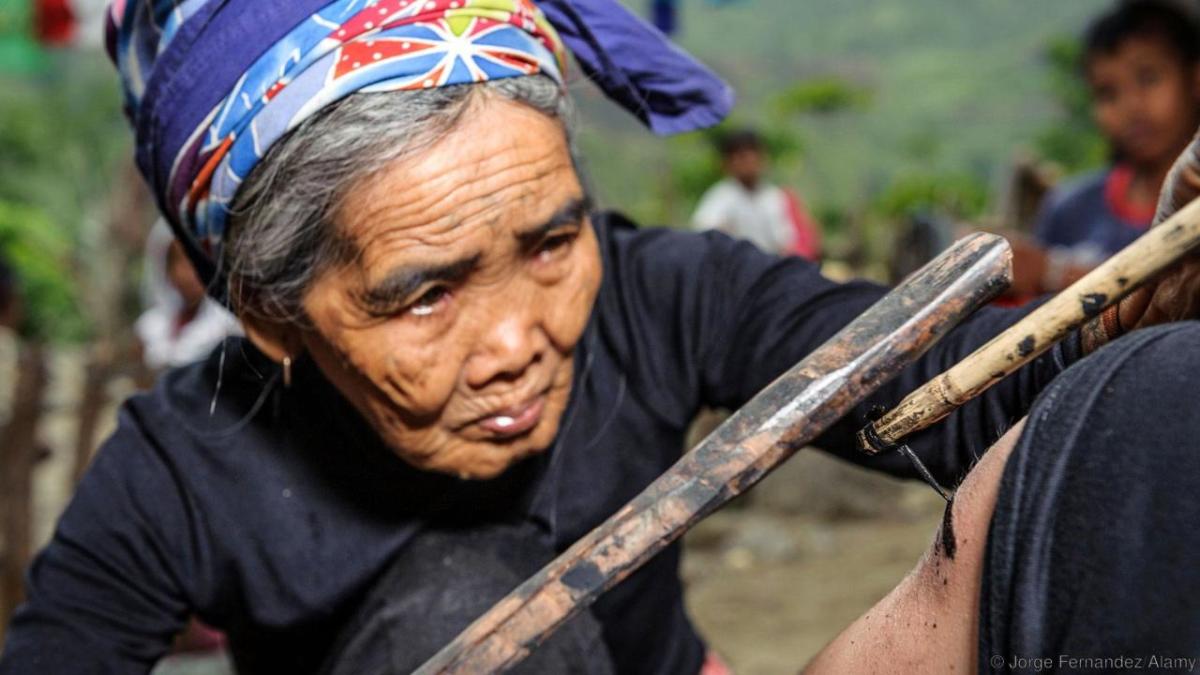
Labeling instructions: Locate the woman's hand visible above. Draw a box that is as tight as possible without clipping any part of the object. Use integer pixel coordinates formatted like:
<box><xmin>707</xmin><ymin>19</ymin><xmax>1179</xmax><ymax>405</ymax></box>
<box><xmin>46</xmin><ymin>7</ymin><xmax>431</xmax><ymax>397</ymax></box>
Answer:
<box><xmin>1115</xmin><ymin>256</ymin><xmax>1200</xmax><ymax>331</ymax></box>
<box><xmin>1086</xmin><ymin>133</ymin><xmax>1200</xmax><ymax>352</ymax></box>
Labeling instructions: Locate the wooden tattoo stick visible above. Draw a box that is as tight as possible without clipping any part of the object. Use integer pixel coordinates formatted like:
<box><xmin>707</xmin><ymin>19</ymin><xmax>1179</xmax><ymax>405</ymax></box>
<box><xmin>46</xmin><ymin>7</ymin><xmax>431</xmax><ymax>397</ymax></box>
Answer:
<box><xmin>859</xmin><ymin>195</ymin><xmax>1200</xmax><ymax>454</ymax></box>
<box><xmin>415</xmin><ymin>233</ymin><xmax>1012</xmax><ymax>674</ymax></box>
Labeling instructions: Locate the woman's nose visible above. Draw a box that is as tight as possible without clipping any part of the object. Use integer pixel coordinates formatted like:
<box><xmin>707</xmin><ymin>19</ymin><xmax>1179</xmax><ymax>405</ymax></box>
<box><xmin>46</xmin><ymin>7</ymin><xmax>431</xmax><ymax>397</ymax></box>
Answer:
<box><xmin>465</xmin><ymin>312</ymin><xmax>546</xmax><ymax>388</ymax></box>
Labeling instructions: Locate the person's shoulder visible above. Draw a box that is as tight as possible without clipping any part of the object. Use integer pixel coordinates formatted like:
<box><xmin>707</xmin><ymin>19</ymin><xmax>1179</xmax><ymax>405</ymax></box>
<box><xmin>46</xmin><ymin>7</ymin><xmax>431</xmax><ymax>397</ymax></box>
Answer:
<box><xmin>1074</xmin><ymin>322</ymin><xmax>1200</xmax><ymax>388</ymax></box>
<box><xmin>143</xmin><ymin>340</ymin><xmax>238</xmax><ymax>412</ymax></box>
<box><xmin>593</xmin><ymin>209</ymin><xmax>812</xmax><ymax>323</ymax></box>
<box><xmin>596</xmin><ymin>210</ymin><xmax>768</xmax><ymax>277</ymax></box>
<box><xmin>64</xmin><ymin>356</ymin><xmax>222</xmax><ymax>539</ymax></box>
<box><xmin>1035</xmin><ymin>169</ymin><xmax>1112</xmax><ymax>243</ymax></box>
<box><xmin>1029</xmin><ymin>322</ymin><xmax>1200</xmax><ymax>434</ymax></box>
<box><xmin>597</xmin><ymin>210</ymin><xmax>700</xmax><ymax>249</ymax></box>
<box><xmin>107</xmin><ymin>339</ymin><xmax>268</xmax><ymax>465</ymax></box>
<box><xmin>70</xmin><ymin>339</ymin><xmax>289</xmax><ymax>544</ymax></box>
<box><xmin>691</xmin><ymin>178</ymin><xmax>740</xmax><ymax>221</ymax></box>
<box><xmin>759</xmin><ymin>182</ymin><xmax>787</xmax><ymax>199</ymax></box>
<box><xmin>597</xmin><ymin>210</ymin><xmax>686</xmax><ymax>261</ymax></box>
<box><xmin>696</xmin><ymin>177</ymin><xmax>739</xmax><ymax>200</ymax></box>
<box><xmin>1045</xmin><ymin>169</ymin><xmax>1110</xmax><ymax>212</ymax></box>
<box><xmin>593</xmin><ymin>210</ymin><xmax>732</xmax><ymax>321</ymax></box>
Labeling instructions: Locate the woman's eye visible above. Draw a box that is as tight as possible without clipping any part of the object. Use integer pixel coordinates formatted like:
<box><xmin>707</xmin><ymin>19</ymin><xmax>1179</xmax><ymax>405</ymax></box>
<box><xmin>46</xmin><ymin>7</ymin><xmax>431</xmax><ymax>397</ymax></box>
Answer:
<box><xmin>408</xmin><ymin>286</ymin><xmax>450</xmax><ymax>317</ymax></box>
<box><xmin>535</xmin><ymin>232</ymin><xmax>576</xmax><ymax>262</ymax></box>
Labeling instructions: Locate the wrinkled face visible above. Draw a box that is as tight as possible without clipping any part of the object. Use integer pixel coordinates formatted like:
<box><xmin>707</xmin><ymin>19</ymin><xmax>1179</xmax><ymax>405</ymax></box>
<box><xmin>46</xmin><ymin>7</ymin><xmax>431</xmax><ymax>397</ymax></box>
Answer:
<box><xmin>1088</xmin><ymin>35</ymin><xmax>1200</xmax><ymax>168</ymax></box>
<box><xmin>299</xmin><ymin>96</ymin><xmax>602</xmax><ymax>479</ymax></box>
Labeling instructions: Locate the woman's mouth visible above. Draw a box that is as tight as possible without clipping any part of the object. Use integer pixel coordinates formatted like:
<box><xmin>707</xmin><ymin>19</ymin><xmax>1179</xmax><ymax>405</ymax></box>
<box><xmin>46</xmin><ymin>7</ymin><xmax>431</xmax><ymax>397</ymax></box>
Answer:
<box><xmin>476</xmin><ymin>395</ymin><xmax>546</xmax><ymax>439</ymax></box>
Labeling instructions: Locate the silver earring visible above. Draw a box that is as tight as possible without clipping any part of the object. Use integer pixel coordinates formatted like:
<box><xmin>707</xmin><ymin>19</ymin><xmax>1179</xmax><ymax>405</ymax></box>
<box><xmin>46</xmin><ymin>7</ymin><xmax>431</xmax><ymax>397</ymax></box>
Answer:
<box><xmin>282</xmin><ymin>356</ymin><xmax>293</xmax><ymax>389</ymax></box>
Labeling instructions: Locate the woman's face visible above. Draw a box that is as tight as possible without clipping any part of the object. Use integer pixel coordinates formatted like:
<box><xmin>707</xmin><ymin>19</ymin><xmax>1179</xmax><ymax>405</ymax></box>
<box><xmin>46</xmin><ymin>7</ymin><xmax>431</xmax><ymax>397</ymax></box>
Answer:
<box><xmin>297</xmin><ymin>96</ymin><xmax>601</xmax><ymax>479</ymax></box>
<box><xmin>1088</xmin><ymin>34</ymin><xmax>1200</xmax><ymax>170</ymax></box>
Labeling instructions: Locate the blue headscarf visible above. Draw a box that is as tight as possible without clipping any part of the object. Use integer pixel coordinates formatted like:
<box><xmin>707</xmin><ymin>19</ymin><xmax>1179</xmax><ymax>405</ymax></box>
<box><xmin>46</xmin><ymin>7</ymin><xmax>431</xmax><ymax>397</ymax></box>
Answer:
<box><xmin>106</xmin><ymin>0</ymin><xmax>733</xmax><ymax>285</ymax></box>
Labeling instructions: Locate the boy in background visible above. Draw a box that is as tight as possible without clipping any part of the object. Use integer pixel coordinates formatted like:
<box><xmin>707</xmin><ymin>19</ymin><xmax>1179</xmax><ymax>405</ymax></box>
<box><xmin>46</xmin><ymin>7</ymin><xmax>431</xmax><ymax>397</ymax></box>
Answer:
<box><xmin>691</xmin><ymin>129</ymin><xmax>822</xmax><ymax>260</ymax></box>
<box><xmin>134</xmin><ymin>221</ymin><xmax>241</xmax><ymax>371</ymax></box>
<box><xmin>1030</xmin><ymin>0</ymin><xmax>1200</xmax><ymax>291</ymax></box>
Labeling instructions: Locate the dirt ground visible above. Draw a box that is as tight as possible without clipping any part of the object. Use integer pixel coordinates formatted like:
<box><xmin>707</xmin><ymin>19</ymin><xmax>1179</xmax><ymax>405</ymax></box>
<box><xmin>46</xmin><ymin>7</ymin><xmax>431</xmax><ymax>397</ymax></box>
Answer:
<box><xmin>682</xmin><ymin>450</ymin><xmax>945</xmax><ymax>674</ymax></box>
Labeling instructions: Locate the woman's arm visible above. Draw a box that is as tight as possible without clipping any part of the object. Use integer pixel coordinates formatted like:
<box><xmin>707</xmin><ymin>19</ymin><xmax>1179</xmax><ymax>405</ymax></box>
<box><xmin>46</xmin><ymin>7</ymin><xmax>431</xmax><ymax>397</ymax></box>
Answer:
<box><xmin>609</xmin><ymin>203</ymin><xmax>1200</xmax><ymax>483</ymax></box>
<box><xmin>606</xmin><ymin>213</ymin><xmax>1071</xmax><ymax>483</ymax></box>
<box><xmin>804</xmin><ymin>419</ymin><xmax>1024</xmax><ymax>674</ymax></box>
<box><xmin>0</xmin><ymin>414</ymin><xmax>192</xmax><ymax>674</ymax></box>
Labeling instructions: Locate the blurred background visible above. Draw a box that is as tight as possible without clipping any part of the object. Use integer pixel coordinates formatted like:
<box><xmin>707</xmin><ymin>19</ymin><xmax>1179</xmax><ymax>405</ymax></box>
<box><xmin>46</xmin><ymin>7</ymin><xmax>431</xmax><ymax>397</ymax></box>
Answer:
<box><xmin>0</xmin><ymin>0</ymin><xmax>1139</xmax><ymax>672</ymax></box>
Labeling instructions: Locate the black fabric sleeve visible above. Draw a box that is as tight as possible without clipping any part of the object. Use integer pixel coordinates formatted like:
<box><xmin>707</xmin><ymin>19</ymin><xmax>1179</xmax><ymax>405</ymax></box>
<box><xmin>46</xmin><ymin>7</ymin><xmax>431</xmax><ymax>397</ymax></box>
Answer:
<box><xmin>980</xmin><ymin>324</ymin><xmax>1200</xmax><ymax>672</ymax></box>
<box><xmin>0</xmin><ymin>407</ymin><xmax>195</xmax><ymax>675</ymax></box>
<box><xmin>604</xmin><ymin>217</ymin><xmax>1078</xmax><ymax>486</ymax></box>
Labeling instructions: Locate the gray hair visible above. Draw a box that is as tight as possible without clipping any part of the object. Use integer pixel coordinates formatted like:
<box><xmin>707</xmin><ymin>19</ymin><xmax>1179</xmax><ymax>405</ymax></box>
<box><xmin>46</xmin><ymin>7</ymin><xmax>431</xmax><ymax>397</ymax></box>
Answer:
<box><xmin>225</xmin><ymin>74</ymin><xmax>578</xmax><ymax>322</ymax></box>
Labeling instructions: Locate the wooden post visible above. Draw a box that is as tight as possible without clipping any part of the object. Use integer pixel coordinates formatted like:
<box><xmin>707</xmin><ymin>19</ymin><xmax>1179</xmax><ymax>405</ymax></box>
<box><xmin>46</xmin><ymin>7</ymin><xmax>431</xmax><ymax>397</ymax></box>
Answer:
<box><xmin>0</xmin><ymin>344</ymin><xmax>48</xmax><ymax>641</ymax></box>
<box><xmin>72</xmin><ymin>342</ymin><xmax>114</xmax><ymax>486</ymax></box>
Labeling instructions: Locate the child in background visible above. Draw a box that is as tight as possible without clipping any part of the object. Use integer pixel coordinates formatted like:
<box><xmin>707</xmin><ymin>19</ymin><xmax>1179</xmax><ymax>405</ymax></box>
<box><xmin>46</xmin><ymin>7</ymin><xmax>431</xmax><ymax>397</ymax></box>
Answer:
<box><xmin>135</xmin><ymin>221</ymin><xmax>241</xmax><ymax>371</ymax></box>
<box><xmin>1030</xmin><ymin>0</ymin><xmax>1200</xmax><ymax>292</ymax></box>
<box><xmin>691</xmin><ymin>129</ymin><xmax>822</xmax><ymax>261</ymax></box>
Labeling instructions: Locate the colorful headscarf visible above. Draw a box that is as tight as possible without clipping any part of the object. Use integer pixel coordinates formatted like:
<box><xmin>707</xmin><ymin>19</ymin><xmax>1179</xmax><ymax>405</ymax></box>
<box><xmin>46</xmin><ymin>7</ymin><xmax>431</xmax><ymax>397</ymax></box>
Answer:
<box><xmin>107</xmin><ymin>0</ymin><xmax>732</xmax><ymax>285</ymax></box>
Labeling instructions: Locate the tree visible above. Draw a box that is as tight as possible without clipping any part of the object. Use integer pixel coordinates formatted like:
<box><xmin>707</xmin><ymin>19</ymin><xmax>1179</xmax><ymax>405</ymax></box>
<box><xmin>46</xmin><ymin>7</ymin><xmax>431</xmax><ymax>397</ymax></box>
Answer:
<box><xmin>0</xmin><ymin>57</ymin><xmax>131</xmax><ymax>342</ymax></box>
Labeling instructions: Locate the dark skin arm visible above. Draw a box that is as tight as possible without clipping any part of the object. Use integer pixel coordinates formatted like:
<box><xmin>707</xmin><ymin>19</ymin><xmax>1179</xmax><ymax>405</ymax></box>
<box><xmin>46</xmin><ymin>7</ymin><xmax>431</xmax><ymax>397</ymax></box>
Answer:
<box><xmin>804</xmin><ymin>420</ymin><xmax>1024</xmax><ymax>674</ymax></box>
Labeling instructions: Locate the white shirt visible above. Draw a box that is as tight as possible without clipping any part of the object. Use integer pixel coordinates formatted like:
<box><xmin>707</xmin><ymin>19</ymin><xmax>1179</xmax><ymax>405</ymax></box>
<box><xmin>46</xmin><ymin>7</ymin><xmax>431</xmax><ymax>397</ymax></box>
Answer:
<box><xmin>136</xmin><ymin>221</ymin><xmax>241</xmax><ymax>370</ymax></box>
<box><xmin>691</xmin><ymin>178</ymin><xmax>795</xmax><ymax>255</ymax></box>
<box><xmin>135</xmin><ymin>300</ymin><xmax>242</xmax><ymax>370</ymax></box>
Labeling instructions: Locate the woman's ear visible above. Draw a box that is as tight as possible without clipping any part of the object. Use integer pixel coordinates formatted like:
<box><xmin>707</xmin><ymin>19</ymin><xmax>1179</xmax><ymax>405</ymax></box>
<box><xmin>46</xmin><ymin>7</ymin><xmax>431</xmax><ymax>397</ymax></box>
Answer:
<box><xmin>240</xmin><ymin>313</ymin><xmax>304</xmax><ymax>363</ymax></box>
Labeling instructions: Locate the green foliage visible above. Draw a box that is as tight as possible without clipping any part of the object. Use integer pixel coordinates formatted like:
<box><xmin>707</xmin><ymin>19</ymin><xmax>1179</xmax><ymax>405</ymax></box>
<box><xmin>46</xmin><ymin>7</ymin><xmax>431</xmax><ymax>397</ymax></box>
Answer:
<box><xmin>771</xmin><ymin>77</ymin><xmax>872</xmax><ymax>117</ymax></box>
<box><xmin>872</xmin><ymin>171</ymin><xmax>990</xmax><ymax>220</ymax></box>
<box><xmin>1032</xmin><ymin>35</ymin><xmax>1107</xmax><ymax>172</ymax></box>
<box><xmin>582</xmin><ymin>0</ymin><xmax>1112</xmax><ymax>232</ymax></box>
<box><xmin>664</xmin><ymin>132</ymin><xmax>722</xmax><ymax>215</ymax></box>
<box><xmin>811</xmin><ymin>202</ymin><xmax>849</xmax><ymax>238</ymax></box>
<box><xmin>0</xmin><ymin>200</ymin><xmax>87</xmax><ymax>341</ymax></box>
<box><xmin>0</xmin><ymin>0</ymin><xmax>47</xmax><ymax>75</ymax></box>
<box><xmin>0</xmin><ymin>60</ymin><xmax>128</xmax><ymax>229</ymax></box>
<box><xmin>1043</xmin><ymin>37</ymin><xmax>1092</xmax><ymax>120</ymax></box>
<box><xmin>1035</xmin><ymin>124</ymin><xmax>1107</xmax><ymax>173</ymax></box>
<box><xmin>0</xmin><ymin>57</ymin><xmax>129</xmax><ymax>342</ymax></box>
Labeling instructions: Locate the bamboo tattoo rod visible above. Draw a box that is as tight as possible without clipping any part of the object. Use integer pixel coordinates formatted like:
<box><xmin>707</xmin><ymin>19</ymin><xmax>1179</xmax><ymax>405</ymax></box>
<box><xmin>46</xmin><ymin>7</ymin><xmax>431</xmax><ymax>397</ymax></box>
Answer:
<box><xmin>416</xmin><ymin>233</ymin><xmax>1011</xmax><ymax>674</ymax></box>
<box><xmin>859</xmin><ymin>195</ymin><xmax>1200</xmax><ymax>455</ymax></box>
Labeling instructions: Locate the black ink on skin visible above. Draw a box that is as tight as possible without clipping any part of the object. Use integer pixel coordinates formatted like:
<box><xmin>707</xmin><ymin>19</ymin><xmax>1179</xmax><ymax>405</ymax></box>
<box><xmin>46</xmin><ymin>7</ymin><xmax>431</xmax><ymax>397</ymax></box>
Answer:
<box><xmin>938</xmin><ymin>497</ymin><xmax>958</xmax><ymax>560</ymax></box>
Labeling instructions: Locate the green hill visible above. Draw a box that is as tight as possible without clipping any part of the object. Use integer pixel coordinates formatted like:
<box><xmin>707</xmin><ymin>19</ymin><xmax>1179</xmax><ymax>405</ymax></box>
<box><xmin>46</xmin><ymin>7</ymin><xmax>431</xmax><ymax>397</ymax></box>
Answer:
<box><xmin>572</xmin><ymin>0</ymin><xmax>1111</xmax><ymax>228</ymax></box>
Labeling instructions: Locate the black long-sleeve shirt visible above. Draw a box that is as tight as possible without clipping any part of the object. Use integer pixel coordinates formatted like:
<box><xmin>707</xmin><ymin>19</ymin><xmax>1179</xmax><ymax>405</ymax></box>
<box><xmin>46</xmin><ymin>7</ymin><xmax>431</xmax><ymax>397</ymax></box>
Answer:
<box><xmin>0</xmin><ymin>213</ymin><xmax>1076</xmax><ymax>674</ymax></box>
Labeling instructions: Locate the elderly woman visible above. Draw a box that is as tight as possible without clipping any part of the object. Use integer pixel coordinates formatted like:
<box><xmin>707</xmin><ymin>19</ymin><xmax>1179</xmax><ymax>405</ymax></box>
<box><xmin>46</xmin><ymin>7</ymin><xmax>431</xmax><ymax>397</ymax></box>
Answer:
<box><xmin>3</xmin><ymin>1</ymin><xmax>1200</xmax><ymax>673</ymax></box>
